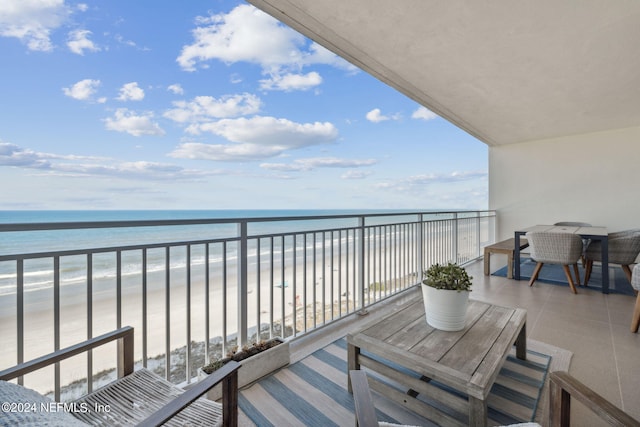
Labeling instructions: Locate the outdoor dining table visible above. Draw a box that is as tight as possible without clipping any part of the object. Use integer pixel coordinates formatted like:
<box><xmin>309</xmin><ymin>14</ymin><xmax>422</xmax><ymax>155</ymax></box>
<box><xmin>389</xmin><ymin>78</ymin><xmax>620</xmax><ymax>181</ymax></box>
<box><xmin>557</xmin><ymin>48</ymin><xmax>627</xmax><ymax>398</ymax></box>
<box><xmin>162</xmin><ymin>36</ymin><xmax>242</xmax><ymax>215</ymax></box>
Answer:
<box><xmin>514</xmin><ymin>225</ymin><xmax>610</xmax><ymax>293</ymax></box>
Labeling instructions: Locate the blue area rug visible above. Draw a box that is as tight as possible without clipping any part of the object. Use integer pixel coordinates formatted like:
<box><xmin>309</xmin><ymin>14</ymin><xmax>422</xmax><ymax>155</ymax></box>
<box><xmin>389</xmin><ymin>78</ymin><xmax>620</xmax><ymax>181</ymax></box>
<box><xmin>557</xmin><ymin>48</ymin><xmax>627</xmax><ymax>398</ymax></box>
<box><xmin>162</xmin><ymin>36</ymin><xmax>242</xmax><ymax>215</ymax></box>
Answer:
<box><xmin>492</xmin><ymin>257</ymin><xmax>635</xmax><ymax>295</ymax></box>
<box><xmin>238</xmin><ymin>337</ymin><xmax>563</xmax><ymax>426</ymax></box>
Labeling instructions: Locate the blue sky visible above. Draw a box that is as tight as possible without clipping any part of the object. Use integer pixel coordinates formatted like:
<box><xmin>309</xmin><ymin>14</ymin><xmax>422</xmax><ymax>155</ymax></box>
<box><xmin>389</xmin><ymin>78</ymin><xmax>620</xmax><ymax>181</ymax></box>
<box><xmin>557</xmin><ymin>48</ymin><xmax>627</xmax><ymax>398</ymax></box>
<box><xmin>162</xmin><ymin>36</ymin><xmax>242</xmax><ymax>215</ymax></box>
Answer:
<box><xmin>0</xmin><ymin>0</ymin><xmax>488</xmax><ymax>210</ymax></box>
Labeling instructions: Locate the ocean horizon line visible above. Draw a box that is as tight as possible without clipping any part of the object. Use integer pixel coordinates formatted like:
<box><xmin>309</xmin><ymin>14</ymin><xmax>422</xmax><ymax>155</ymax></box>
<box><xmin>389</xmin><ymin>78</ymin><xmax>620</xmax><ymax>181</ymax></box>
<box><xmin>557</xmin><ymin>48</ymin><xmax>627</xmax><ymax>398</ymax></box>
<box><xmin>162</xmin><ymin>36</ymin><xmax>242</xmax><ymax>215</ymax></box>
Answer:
<box><xmin>0</xmin><ymin>208</ymin><xmax>458</xmax><ymax>221</ymax></box>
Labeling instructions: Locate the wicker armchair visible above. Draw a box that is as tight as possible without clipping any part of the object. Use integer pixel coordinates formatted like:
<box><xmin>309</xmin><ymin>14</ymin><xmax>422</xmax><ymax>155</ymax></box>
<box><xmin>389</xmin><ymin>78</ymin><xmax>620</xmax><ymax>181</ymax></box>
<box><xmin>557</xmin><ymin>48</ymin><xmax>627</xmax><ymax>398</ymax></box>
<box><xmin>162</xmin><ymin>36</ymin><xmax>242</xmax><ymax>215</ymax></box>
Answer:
<box><xmin>554</xmin><ymin>222</ymin><xmax>591</xmax><ymax>265</ymax></box>
<box><xmin>525</xmin><ymin>231</ymin><xmax>584</xmax><ymax>293</ymax></box>
<box><xmin>584</xmin><ymin>229</ymin><xmax>640</xmax><ymax>285</ymax></box>
<box><xmin>0</xmin><ymin>327</ymin><xmax>240</xmax><ymax>427</ymax></box>
<box><xmin>631</xmin><ymin>264</ymin><xmax>640</xmax><ymax>333</ymax></box>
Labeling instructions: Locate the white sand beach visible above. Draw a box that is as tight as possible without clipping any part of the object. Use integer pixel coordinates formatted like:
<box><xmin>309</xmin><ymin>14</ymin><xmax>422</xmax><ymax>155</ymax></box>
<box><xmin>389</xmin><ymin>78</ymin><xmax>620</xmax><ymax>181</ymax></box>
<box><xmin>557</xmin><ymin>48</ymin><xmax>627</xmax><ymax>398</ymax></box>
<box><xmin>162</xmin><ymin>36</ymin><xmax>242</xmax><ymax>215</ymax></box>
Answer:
<box><xmin>1</xmin><ymin>230</ymin><xmax>434</xmax><ymax>396</ymax></box>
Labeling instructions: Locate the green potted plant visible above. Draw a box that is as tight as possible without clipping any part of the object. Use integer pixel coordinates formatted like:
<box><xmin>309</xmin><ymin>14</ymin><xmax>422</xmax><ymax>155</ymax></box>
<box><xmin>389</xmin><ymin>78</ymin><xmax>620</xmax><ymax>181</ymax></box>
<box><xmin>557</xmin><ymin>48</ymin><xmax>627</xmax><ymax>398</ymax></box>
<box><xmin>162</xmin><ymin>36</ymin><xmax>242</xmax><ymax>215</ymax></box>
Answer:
<box><xmin>421</xmin><ymin>262</ymin><xmax>472</xmax><ymax>331</ymax></box>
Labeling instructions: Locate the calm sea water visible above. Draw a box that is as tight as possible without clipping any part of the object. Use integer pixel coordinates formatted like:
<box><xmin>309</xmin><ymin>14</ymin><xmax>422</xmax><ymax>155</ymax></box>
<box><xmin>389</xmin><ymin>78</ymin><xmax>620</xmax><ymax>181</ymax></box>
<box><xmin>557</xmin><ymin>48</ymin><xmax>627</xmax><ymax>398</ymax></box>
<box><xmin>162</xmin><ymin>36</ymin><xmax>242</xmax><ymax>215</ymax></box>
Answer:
<box><xmin>0</xmin><ymin>209</ymin><xmax>404</xmax><ymax>252</ymax></box>
<box><xmin>0</xmin><ymin>209</ymin><xmax>425</xmax><ymax>297</ymax></box>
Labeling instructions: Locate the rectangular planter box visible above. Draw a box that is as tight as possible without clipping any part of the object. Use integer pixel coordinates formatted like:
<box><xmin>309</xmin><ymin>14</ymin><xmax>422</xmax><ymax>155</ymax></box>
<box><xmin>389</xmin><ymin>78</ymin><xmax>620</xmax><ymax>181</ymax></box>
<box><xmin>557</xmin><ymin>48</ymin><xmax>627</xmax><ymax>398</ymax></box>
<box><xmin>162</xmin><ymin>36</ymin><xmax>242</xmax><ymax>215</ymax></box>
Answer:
<box><xmin>198</xmin><ymin>338</ymin><xmax>289</xmax><ymax>401</ymax></box>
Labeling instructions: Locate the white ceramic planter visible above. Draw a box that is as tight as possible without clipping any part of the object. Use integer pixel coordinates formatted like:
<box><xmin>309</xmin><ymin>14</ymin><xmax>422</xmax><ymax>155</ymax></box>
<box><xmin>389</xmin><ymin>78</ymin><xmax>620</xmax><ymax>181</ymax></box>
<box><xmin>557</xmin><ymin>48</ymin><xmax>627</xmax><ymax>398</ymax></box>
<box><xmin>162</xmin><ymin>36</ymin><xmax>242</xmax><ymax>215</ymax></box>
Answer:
<box><xmin>198</xmin><ymin>338</ymin><xmax>289</xmax><ymax>401</ymax></box>
<box><xmin>421</xmin><ymin>284</ymin><xmax>469</xmax><ymax>331</ymax></box>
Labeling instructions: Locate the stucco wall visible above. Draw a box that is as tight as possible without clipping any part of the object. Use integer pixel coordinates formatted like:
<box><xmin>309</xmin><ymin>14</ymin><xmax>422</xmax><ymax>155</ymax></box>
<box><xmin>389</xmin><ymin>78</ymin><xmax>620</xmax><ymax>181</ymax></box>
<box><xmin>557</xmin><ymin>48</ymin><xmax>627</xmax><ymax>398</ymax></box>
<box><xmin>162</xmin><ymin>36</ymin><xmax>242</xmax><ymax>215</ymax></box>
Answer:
<box><xmin>489</xmin><ymin>125</ymin><xmax>640</xmax><ymax>240</ymax></box>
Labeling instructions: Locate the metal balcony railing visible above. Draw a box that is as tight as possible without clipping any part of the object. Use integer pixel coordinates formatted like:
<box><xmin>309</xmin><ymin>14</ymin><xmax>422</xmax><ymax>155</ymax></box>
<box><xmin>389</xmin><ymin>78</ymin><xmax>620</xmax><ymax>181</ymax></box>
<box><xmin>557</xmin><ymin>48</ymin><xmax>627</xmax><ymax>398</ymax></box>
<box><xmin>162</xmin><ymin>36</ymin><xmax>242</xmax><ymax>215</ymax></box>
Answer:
<box><xmin>0</xmin><ymin>210</ymin><xmax>495</xmax><ymax>400</ymax></box>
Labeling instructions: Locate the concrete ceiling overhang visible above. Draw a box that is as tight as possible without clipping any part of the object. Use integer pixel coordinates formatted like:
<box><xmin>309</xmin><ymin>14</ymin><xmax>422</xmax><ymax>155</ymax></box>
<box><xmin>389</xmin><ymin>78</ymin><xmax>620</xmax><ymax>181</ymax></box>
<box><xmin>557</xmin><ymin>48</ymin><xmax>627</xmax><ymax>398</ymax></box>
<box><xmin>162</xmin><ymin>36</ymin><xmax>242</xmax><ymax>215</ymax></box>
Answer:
<box><xmin>247</xmin><ymin>0</ymin><xmax>640</xmax><ymax>146</ymax></box>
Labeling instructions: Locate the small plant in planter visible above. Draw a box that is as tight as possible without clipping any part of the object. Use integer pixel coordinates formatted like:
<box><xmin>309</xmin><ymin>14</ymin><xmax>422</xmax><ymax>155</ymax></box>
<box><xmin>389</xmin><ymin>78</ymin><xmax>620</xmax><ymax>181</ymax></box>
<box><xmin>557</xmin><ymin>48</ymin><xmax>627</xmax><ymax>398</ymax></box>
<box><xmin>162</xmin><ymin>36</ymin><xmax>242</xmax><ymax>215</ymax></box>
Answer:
<box><xmin>422</xmin><ymin>262</ymin><xmax>473</xmax><ymax>292</ymax></box>
<box><xmin>201</xmin><ymin>358</ymin><xmax>227</xmax><ymax>375</ymax></box>
<box><xmin>202</xmin><ymin>339</ymin><xmax>283</xmax><ymax>374</ymax></box>
<box><xmin>199</xmin><ymin>337</ymin><xmax>289</xmax><ymax>401</ymax></box>
<box><xmin>421</xmin><ymin>263</ymin><xmax>473</xmax><ymax>331</ymax></box>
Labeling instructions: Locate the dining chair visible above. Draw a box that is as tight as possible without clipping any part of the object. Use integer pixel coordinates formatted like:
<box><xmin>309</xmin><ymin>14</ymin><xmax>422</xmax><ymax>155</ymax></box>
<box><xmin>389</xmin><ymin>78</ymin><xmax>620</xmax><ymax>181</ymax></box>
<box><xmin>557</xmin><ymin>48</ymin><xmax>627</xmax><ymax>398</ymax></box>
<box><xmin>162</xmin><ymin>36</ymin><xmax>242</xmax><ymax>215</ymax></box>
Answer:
<box><xmin>630</xmin><ymin>264</ymin><xmax>640</xmax><ymax>333</ymax></box>
<box><xmin>554</xmin><ymin>222</ymin><xmax>591</xmax><ymax>265</ymax></box>
<box><xmin>525</xmin><ymin>231</ymin><xmax>583</xmax><ymax>293</ymax></box>
<box><xmin>584</xmin><ymin>229</ymin><xmax>640</xmax><ymax>285</ymax></box>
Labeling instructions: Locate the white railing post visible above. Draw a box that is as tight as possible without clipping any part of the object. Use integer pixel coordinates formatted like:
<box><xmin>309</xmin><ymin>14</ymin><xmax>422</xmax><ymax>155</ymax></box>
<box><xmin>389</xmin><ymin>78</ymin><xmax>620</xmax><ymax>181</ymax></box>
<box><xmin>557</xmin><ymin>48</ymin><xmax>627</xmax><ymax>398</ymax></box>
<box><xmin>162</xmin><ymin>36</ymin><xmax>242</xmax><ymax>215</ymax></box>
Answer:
<box><xmin>238</xmin><ymin>221</ymin><xmax>248</xmax><ymax>346</ymax></box>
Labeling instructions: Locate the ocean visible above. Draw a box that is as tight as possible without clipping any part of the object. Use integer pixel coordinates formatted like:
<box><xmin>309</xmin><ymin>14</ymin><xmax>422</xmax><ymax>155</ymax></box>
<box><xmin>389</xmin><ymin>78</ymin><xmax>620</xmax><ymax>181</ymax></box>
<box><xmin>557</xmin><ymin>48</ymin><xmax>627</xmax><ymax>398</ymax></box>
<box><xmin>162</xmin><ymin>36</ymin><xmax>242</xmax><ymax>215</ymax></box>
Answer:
<box><xmin>0</xmin><ymin>209</ymin><xmax>425</xmax><ymax>298</ymax></box>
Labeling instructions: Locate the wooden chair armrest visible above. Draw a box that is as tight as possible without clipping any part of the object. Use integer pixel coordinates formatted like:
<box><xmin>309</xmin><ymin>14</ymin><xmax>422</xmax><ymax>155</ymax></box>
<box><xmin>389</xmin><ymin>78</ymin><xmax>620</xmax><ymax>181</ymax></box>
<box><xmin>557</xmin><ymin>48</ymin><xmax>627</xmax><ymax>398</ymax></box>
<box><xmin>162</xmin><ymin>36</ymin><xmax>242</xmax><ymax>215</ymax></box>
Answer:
<box><xmin>0</xmin><ymin>327</ymin><xmax>134</xmax><ymax>381</ymax></box>
<box><xmin>350</xmin><ymin>370</ymin><xmax>379</xmax><ymax>427</ymax></box>
<box><xmin>138</xmin><ymin>361</ymin><xmax>241</xmax><ymax>427</ymax></box>
<box><xmin>549</xmin><ymin>371</ymin><xmax>640</xmax><ymax>427</ymax></box>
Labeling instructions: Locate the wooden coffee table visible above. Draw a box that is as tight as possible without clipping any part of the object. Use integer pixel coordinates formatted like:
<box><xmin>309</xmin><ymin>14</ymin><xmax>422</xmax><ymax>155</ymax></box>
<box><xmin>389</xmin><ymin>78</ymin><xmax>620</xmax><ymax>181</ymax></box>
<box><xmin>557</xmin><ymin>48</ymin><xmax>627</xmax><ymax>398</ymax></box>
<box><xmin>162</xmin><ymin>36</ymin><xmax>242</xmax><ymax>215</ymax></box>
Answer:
<box><xmin>347</xmin><ymin>297</ymin><xmax>527</xmax><ymax>427</ymax></box>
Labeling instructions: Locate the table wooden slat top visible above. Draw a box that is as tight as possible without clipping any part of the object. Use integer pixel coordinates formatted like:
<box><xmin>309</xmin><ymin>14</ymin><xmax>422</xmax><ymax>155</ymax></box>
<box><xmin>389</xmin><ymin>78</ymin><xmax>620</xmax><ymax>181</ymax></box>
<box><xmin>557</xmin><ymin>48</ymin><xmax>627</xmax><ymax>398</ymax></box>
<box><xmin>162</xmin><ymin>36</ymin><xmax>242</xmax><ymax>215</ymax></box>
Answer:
<box><xmin>347</xmin><ymin>298</ymin><xmax>527</xmax><ymax>400</ymax></box>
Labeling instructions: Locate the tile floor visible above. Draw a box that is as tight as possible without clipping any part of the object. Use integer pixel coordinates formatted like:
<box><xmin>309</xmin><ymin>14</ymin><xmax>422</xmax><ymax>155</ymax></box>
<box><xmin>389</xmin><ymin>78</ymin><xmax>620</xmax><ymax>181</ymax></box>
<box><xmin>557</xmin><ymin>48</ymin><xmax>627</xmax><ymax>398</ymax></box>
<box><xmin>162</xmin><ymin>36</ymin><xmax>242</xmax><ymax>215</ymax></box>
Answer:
<box><xmin>289</xmin><ymin>258</ymin><xmax>640</xmax><ymax>426</ymax></box>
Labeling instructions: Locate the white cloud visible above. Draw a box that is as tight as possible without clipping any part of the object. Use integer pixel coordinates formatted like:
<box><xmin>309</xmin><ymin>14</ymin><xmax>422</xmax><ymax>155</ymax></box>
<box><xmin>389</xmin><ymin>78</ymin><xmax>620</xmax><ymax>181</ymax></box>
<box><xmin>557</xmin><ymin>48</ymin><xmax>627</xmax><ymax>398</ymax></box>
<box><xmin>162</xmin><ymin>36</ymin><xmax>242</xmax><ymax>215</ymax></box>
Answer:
<box><xmin>62</xmin><ymin>78</ymin><xmax>101</xmax><ymax>101</ymax></box>
<box><xmin>341</xmin><ymin>170</ymin><xmax>372</xmax><ymax>179</ymax></box>
<box><xmin>114</xmin><ymin>34</ymin><xmax>138</xmax><ymax>48</ymax></box>
<box><xmin>170</xmin><ymin>142</ymin><xmax>283</xmax><ymax>162</ymax></box>
<box><xmin>167</xmin><ymin>84</ymin><xmax>184</xmax><ymax>95</ymax></box>
<box><xmin>412</xmin><ymin>106</ymin><xmax>438</xmax><ymax>121</ymax></box>
<box><xmin>117</xmin><ymin>82</ymin><xmax>145</xmax><ymax>101</ymax></box>
<box><xmin>0</xmin><ymin>142</ymin><xmax>51</xmax><ymax>168</ymax></box>
<box><xmin>366</xmin><ymin>108</ymin><xmax>388</xmax><ymax>123</ymax></box>
<box><xmin>0</xmin><ymin>142</ymin><xmax>215</xmax><ymax>181</ymax></box>
<box><xmin>407</xmin><ymin>171</ymin><xmax>487</xmax><ymax>184</ymax></box>
<box><xmin>177</xmin><ymin>5</ymin><xmax>301</xmax><ymax>71</ymax></box>
<box><xmin>54</xmin><ymin>161</ymin><xmax>206</xmax><ymax>181</ymax></box>
<box><xmin>260</xmin><ymin>71</ymin><xmax>322</xmax><ymax>92</ymax></box>
<box><xmin>164</xmin><ymin>93</ymin><xmax>261</xmax><ymax>123</ymax></box>
<box><xmin>67</xmin><ymin>28</ymin><xmax>99</xmax><ymax>55</ymax></box>
<box><xmin>366</xmin><ymin>108</ymin><xmax>402</xmax><ymax>123</ymax></box>
<box><xmin>260</xmin><ymin>157</ymin><xmax>376</xmax><ymax>172</ymax></box>
<box><xmin>176</xmin><ymin>4</ymin><xmax>355</xmax><ymax>78</ymax></box>
<box><xmin>0</xmin><ymin>0</ymin><xmax>72</xmax><ymax>51</ymax></box>
<box><xmin>1</xmin><ymin>141</ymin><xmax>108</xmax><ymax>168</ymax></box>
<box><xmin>171</xmin><ymin>116</ymin><xmax>338</xmax><ymax>161</ymax></box>
<box><xmin>104</xmin><ymin>108</ymin><xmax>165</xmax><ymax>137</ymax></box>
<box><xmin>376</xmin><ymin>170</ymin><xmax>488</xmax><ymax>193</ymax></box>
<box><xmin>186</xmin><ymin>116</ymin><xmax>337</xmax><ymax>145</ymax></box>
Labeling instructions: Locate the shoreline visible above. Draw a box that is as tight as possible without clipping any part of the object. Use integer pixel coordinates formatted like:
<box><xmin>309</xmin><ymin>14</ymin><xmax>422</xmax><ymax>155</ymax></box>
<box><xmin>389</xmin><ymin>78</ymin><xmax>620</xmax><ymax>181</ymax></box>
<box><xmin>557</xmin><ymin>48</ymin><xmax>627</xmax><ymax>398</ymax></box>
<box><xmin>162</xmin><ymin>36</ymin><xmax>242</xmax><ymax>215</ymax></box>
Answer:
<box><xmin>1</xmin><ymin>238</ymin><xmax>423</xmax><ymax>395</ymax></box>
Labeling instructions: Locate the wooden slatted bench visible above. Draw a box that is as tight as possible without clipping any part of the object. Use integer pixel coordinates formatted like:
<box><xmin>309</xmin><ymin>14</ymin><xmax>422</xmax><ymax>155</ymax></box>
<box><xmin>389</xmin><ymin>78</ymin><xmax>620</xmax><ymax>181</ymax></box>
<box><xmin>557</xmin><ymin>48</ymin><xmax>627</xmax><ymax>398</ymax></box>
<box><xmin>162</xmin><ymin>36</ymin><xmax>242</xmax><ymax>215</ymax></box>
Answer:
<box><xmin>484</xmin><ymin>237</ymin><xmax>529</xmax><ymax>279</ymax></box>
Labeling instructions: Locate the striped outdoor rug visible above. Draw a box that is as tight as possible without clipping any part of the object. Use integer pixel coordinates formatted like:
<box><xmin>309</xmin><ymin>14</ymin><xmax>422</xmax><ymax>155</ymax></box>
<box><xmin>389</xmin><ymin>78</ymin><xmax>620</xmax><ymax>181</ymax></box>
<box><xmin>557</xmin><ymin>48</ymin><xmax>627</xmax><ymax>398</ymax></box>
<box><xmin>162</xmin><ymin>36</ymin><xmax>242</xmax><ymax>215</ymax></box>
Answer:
<box><xmin>237</xmin><ymin>338</ymin><xmax>571</xmax><ymax>426</ymax></box>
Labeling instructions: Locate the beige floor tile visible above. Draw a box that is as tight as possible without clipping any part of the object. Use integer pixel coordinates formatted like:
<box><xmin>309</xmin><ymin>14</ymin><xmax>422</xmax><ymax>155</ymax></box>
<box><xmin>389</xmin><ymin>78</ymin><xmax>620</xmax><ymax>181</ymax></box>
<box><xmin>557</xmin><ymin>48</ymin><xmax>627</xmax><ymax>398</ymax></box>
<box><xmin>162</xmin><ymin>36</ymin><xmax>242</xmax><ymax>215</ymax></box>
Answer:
<box><xmin>607</xmin><ymin>294</ymin><xmax>638</xmax><ymax>328</ymax></box>
<box><xmin>465</xmin><ymin>260</ymin><xmax>638</xmax><ymax>424</ymax></box>
<box><xmin>291</xmin><ymin>259</ymin><xmax>640</xmax><ymax>425</ymax></box>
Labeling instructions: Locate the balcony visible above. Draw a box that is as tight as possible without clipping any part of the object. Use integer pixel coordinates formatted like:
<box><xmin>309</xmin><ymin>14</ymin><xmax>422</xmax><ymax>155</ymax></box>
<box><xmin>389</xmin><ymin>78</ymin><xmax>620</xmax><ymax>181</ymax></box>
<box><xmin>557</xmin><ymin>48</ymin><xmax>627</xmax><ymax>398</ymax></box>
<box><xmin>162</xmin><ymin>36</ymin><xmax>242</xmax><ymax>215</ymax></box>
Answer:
<box><xmin>1</xmin><ymin>210</ymin><xmax>638</xmax><ymax>425</ymax></box>
<box><xmin>290</xmin><ymin>259</ymin><xmax>639</xmax><ymax>426</ymax></box>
